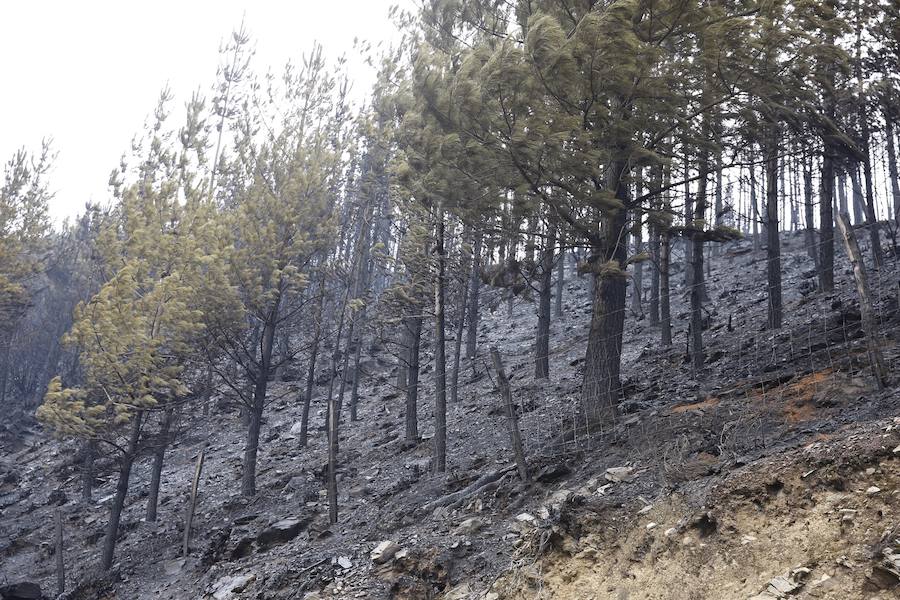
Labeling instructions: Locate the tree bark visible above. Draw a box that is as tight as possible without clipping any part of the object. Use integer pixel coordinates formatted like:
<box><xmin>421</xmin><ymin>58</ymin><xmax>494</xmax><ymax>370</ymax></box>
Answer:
<box><xmin>836</xmin><ymin>212</ymin><xmax>887</xmax><ymax>388</ymax></box>
<box><xmin>325</xmin><ymin>305</ymin><xmax>349</xmax><ymax>525</ymax></box>
<box><xmin>849</xmin><ymin>165</ymin><xmax>865</xmax><ymax>226</ymax></box>
<box><xmin>885</xmin><ymin>113</ymin><xmax>900</xmax><ymax>227</ymax></box>
<box><xmin>450</xmin><ymin>230</ymin><xmax>473</xmax><ymax>404</ymax></box>
<box><xmin>182</xmin><ymin>446</ymin><xmax>205</xmax><ymax>556</ymax></box>
<box><xmin>820</xmin><ymin>101</ymin><xmax>837</xmax><ymax>291</ymax></box>
<box><xmin>433</xmin><ymin>206</ymin><xmax>448</xmax><ymax>473</ymax></box>
<box><xmin>465</xmin><ymin>233</ymin><xmax>482</xmax><ymax>359</ymax></box>
<box><xmin>490</xmin><ymin>347</ymin><xmax>528</xmax><ymax>481</ymax></box>
<box><xmin>581</xmin><ymin>159</ymin><xmax>629</xmax><ymax>423</ymax></box>
<box><xmin>81</xmin><ymin>440</ymin><xmax>95</xmax><ymax>504</ymax></box>
<box><xmin>803</xmin><ymin>151</ymin><xmax>819</xmax><ymax>268</ymax></box>
<box><xmin>660</xmin><ymin>230</ymin><xmax>672</xmax><ymax>346</ymax></box>
<box><xmin>55</xmin><ymin>509</ymin><xmax>64</xmax><ymax>596</ymax></box>
<box><xmin>631</xmin><ymin>207</ymin><xmax>644</xmax><ymax>317</ymax></box>
<box><xmin>101</xmin><ymin>410</ymin><xmax>143</xmax><ymax>570</ymax></box>
<box><xmin>535</xmin><ymin>219</ymin><xmax>556</xmax><ymax>379</ymax></box>
<box><xmin>299</xmin><ymin>274</ymin><xmax>326</xmax><ymax>448</ymax></box>
<box><xmin>690</xmin><ymin>163</ymin><xmax>708</xmax><ymax>371</ymax></box>
<box><xmin>555</xmin><ymin>227</ymin><xmax>566</xmax><ymax>318</ymax></box>
<box><xmin>145</xmin><ymin>409</ymin><xmax>172</xmax><ymax>522</ymax></box>
<box><xmin>765</xmin><ymin>127</ymin><xmax>782</xmax><ymax>330</ymax></box>
<box><xmin>241</xmin><ymin>306</ymin><xmax>278</xmax><ymax>497</ymax></box>
<box><xmin>750</xmin><ymin>157</ymin><xmax>760</xmax><ymax>253</ymax></box>
<box><xmin>404</xmin><ymin>316</ymin><xmax>422</xmax><ymax>442</ymax></box>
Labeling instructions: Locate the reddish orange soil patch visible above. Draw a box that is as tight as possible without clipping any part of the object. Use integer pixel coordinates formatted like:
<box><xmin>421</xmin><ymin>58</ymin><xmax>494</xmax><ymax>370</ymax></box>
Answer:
<box><xmin>754</xmin><ymin>369</ymin><xmax>834</xmax><ymax>424</ymax></box>
<box><xmin>670</xmin><ymin>397</ymin><xmax>720</xmax><ymax>414</ymax></box>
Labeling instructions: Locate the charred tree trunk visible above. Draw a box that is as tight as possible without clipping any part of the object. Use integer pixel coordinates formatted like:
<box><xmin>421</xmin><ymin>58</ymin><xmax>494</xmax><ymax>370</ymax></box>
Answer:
<box><xmin>145</xmin><ymin>409</ymin><xmax>172</xmax><ymax>522</ymax></box>
<box><xmin>750</xmin><ymin>158</ymin><xmax>760</xmax><ymax>253</ymax></box>
<box><xmin>836</xmin><ymin>212</ymin><xmax>888</xmax><ymax>388</ymax></box>
<box><xmin>803</xmin><ymin>151</ymin><xmax>819</xmax><ymax>268</ymax></box>
<box><xmin>242</xmin><ymin>303</ymin><xmax>279</xmax><ymax>497</ymax></box>
<box><xmin>101</xmin><ymin>410</ymin><xmax>143</xmax><ymax>570</ymax></box>
<box><xmin>690</xmin><ymin>165</ymin><xmax>709</xmax><ymax>371</ymax></box>
<box><xmin>535</xmin><ymin>219</ymin><xmax>556</xmax><ymax>379</ymax></box>
<box><xmin>582</xmin><ymin>158</ymin><xmax>629</xmax><ymax>423</ymax></box>
<box><xmin>820</xmin><ymin>67</ymin><xmax>837</xmax><ymax>291</ymax></box>
<box><xmin>660</xmin><ymin>230</ymin><xmax>672</xmax><ymax>346</ymax></box>
<box><xmin>81</xmin><ymin>440</ymin><xmax>95</xmax><ymax>504</ymax></box>
<box><xmin>451</xmin><ymin>230</ymin><xmax>473</xmax><ymax>404</ymax></box>
<box><xmin>631</xmin><ymin>207</ymin><xmax>644</xmax><ymax>317</ymax></box>
<box><xmin>849</xmin><ymin>165</ymin><xmax>865</xmax><ymax>226</ymax></box>
<box><xmin>433</xmin><ymin>206</ymin><xmax>448</xmax><ymax>473</ymax></box>
<box><xmin>299</xmin><ymin>273</ymin><xmax>326</xmax><ymax>448</ymax></box>
<box><xmin>404</xmin><ymin>315</ymin><xmax>422</xmax><ymax>442</ymax></box>
<box><xmin>325</xmin><ymin>306</ymin><xmax>349</xmax><ymax>524</ymax></box>
<box><xmin>648</xmin><ymin>221</ymin><xmax>660</xmax><ymax>326</ymax></box>
<box><xmin>490</xmin><ymin>347</ymin><xmax>528</xmax><ymax>481</ymax></box>
<box><xmin>885</xmin><ymin>113</ymin><xmax>900</xmax><ymax>227</ymax></box>
<box><xmin>465</xmin><ymin>233</ymin><xmax>482</xmax><ymax>359</ymax></box>
<box><xmin>765</xmin><ymin>127</ymin><xmax>782</xmax><ymax>330</ymax></box>
<box><xmin>555</xmin><ymin>227</ymin><xmax>566</xmax><ymax>318</ymax></box>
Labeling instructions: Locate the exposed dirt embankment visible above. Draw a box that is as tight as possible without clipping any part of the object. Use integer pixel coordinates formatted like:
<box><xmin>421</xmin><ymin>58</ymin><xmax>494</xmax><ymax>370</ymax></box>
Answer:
<box><xmin>492</xmin><ymin>418</ymin><xmax>900</xmax><ymax>600</ymax></box>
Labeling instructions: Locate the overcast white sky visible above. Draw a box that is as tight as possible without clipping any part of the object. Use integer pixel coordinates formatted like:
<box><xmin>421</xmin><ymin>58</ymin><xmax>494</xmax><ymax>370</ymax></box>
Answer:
<box><xmin>0</xmin><ymin>1</ymin><xmax>409</xmax><ymax>223</ymax></box>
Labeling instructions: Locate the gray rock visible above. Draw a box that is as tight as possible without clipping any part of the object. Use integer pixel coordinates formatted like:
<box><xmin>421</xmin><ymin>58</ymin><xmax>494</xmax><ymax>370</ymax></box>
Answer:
<box><xmin>257</xmin><ymin>517</ymin><xmax>310</xmax><ymax>548</ymax></box>
<box><xmin>0</xmin><ymin>582</ymin><xmax>43</xmax><ymax>600</ymax></box>
<box><xmin>371</xmin><ymin>540</ymin><xmax>401</xmax><ymax>564</ymax></box>
<box><xmin>210</xmin><ymin>574</ymin><xmax>256</xmax><ymax>600</ymax></box>
<box><xmin>453</xmin><ymin>517</ymin><xmax>487</xmax><ymax>536</ymax></box>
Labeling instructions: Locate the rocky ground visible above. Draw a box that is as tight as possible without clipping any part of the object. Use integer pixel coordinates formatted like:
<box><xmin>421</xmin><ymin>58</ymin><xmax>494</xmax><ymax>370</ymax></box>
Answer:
<box><xmin>1</xmin><ymin>230</ymin><xmax>899</xmax><ymax>600</ymax></box>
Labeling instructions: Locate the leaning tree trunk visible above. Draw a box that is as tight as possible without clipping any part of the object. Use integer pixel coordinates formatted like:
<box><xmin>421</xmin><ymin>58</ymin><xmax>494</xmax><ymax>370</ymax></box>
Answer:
<box><xmin>299</xmin><ymin>274</ymin><xmax>326</xmax><ymax>448</ymax></box>
<box><xmin>146</xmin><ymin>409</ymin><xmax>173</xmax><ymax>522</ymax></box>
<box><xmin>101</xmin><ymin>411</ymin><xmax>143</xmax><ymax>570</ymax></box>
<box><xmin>242</xmin><ymin>305</ymin><xmax>278</xmax><ymax>497</ymax></box>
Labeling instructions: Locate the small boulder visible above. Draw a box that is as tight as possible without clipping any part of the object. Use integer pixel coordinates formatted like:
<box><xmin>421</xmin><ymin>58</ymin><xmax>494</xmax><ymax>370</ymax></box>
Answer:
<box><xmin>0</xmin><ymin>582</ymin><xmax>43</xmax><ymax>600</ymax></box>
<box><xmin>605</xmin><ymin>466</ymin><xmax>635</xmax><ymax>483</ymax></box>
<box><xmin>256</xmin><ymin>517</ymin><xmax>309</xmax><ymax>548</ymax></box>
<box><xmin>454</xmin><ymin>517</ymin><xmax>486</xmax><ymax>536</ymax></box>
<box><xmin>371</xmin><ymin>540</ymin><xmax>401</xmax><ymax>564</ymax></box>
<box><xmin>210</xmin><ymin>574</ymin><xmax>256</xmax><ymax>600</ymax></box>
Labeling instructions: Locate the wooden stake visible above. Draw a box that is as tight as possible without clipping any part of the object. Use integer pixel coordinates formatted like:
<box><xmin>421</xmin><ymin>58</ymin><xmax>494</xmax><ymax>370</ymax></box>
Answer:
<box><xmin>55</xmin><ymin>509</ymin><xmax>65</xmax><ymax>596</ymax></box>
<box><xmin>489</xmin><ymin>347</ymin><xmax>529</xmax><ymax>481</ymax></box>
<box><xmin>836</xmin><ymin>212</ymin><xmax>888</xmax><ymax>389</ymax></box>
<box><xmin>182</xmin><ymin>446</ymin><xmax>206</xmax><ymax>556</ymax></box>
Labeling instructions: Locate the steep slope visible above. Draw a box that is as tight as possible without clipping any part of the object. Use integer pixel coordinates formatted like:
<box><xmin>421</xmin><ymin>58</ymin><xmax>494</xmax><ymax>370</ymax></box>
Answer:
<box><xmin>1</xmin><ymin>232</ymin><xmax>898</xmax><ymax>600</ymax></box>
